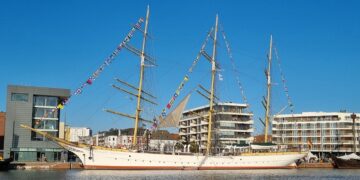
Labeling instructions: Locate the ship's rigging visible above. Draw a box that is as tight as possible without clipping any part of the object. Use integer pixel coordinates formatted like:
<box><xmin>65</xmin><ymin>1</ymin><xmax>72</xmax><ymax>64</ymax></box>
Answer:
<box><xmin>261</xmin><ymin>35</ymin><xmax>295</xmax><ymax>142</ymax></box>
<box><xmin>20</xmin><ymin>6</ymin><xmax>307</xmax><ymax>170</ymax></box>
<box><xmin>22</xmin><ymin>3</ymin><xmax>294</xmax><ymax>153</ymax></box>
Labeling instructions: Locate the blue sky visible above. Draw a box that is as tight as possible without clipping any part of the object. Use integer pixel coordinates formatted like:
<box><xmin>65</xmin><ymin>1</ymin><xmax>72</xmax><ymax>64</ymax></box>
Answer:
<box><xmin>1</xmin><ymin>0</ymin><xmax>360</xmax><ymax>134</ymax></box>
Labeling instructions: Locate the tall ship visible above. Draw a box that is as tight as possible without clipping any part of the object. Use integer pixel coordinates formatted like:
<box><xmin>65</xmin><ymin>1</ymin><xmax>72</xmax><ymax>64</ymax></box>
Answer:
<box><xmin>22</xmin><ymin>6</ymin><xmax>306</xmax><ymax>170</ymax></box>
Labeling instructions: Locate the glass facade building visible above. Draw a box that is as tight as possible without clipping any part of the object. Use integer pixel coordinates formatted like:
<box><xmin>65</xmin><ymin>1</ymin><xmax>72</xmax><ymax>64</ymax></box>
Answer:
<box><xmin>4</xmin><ymin>85</ymin><xmax>70</xmax><ymax>162</ymax></box>
<box><xmin>32</xmin><ymin>96</ymin><xmax>60</xmax><ymax>140</ymax></box>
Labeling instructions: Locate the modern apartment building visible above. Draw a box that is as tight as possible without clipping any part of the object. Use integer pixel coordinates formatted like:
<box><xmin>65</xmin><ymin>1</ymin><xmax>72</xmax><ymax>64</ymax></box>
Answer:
<box><xmin>272</xmin><ymin>112</ymin><xmax>360</xmax><ymax>155</ymax></box>
<box><xmin>4</xmin><ymin>85</ymin><xmax>70</xmax><ymax>161</ymax></box>
<box><xmin>179</xmin><ymin>103</ymin><xmax>253</xmax><ymax>153</ymax></box>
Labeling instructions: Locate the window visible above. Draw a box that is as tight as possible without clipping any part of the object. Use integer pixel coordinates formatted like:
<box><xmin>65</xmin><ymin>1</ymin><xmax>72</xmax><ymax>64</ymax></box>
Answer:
<box><xmin>34</xmin><ymin>96</ymin><xmax>58</xmax><ymax>107</ymax></box>
<box><xmin>220</xmin><ymin>131</ymin><xmax>235</xmax><ymax>136</ymax></box>
<box><xmin>31</xmin><ymin>95</ymin><xmax>60</xmax><ymax>141</ymax></box>
<box><xmin>11</xmin><ymin>93</ymin><xmax>29</xmax><ymax>102</ymax></box>
<box><xmin>293</xmin><ymin>137</ymin><xmax>298</xmax><ymax>143</ymax></box>
<box><xmin>219</xmin><ymin>122</ymin><xmax>235</xmax><ymax>128</ymax></box>
<box><xmin>330</xmin><ymin>137</ymin><xmax>337</xmax><ymax>143</ymax></box>
<box><xmin>302</xmin><ymin>137</ymin><xmax>306</xmax><ymax>143</ymax></box>
<box><xmin>33</xmin><ymin>108</ymin><xmax>58</xmax><ymax>118</ymax></box>
<box><xmin>302</xmin><ymin>131</ymin><xmax>306</xmax><ymax>136</ymax></box>
<box><xmin>312</xmin><ymin>137</ymin><xmax>317</xmax><ymax>143</ymax></box>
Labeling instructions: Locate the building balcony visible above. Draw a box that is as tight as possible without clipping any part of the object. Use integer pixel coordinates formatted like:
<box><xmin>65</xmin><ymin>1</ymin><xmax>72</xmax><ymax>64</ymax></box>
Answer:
<box><xmin>190</xmin><ymin>121</ymin><xmax>197</xmax><ymax>126</ymax></box>
<box><xmin>310</xmin><ymin>148</ymin><xmax>353</xmax><ymax>152</ymax></box>
<box><xmin>218</xmin><ymin>128</ymin><xmax>253</xmax><ymax>133</ymax></box>
<box><xmin>182</xmin><ymin>113</ymin><xmax>209</xmax><ymax>121</ymax></box>
<box><xmin>200</xmin><ymin>128</ymin><xmax>208</xmax><ymax>133</ymax></box>
<box><xmin>218</xmin><ymin>135</ymin><xmax>250</xmax><ymax>139</ymax></box>
<box><xmin>179</xmin><ymin>124</ymin><xmax>189</xmax><ymax>128</ymax></box>
<box><xmin>216</xmin><ymin>111</ymin><xmax>252</xmax><ymax>116</ymax></box>
<box><xmin>217</xmin><ymin>120</ymin><xmax>253</xmax><ymax>125</ymax></box>
<box><xmin>190</xmin><ymin>138</ymin><xmax>197</xmax><ymax>142</ymax></box>
<box><xmin>189</xmin><ymin>130</ymin><xmax>197</xmax><ymax>134</ymax></box>
<box><xmin>218</xmin><ymin>137</ymin><xmax>251</xmax><ymax>141</ymax></box>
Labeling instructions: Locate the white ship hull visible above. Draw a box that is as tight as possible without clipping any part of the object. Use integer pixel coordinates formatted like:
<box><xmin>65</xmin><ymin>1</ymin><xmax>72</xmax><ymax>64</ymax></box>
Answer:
<box><xmin>64</xmin><ymin>144</ymin><xmax>306</xmax><ymax>170</ymax></box>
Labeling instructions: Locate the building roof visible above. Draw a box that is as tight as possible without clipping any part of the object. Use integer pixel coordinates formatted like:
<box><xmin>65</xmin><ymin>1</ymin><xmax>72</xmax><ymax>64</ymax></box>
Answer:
<box><xmin>274</xmin><ymin>112</ymin><xmax>360</xmax><ymax>119</ymax></box>
<box><xmin>7</xmin><ymin>84</ymin><xmax>70</xmax><ymax>97</ymax></box>
<box><xmin>8</xmin><ymin>84</ymin><xmax>69</xmax><ymax>92</ymax></box>
<box><xmin>151</xmin><ymin>130</ymin><xmax>179</xmax><ymax>140</ymax></box>
<box><xmin>183</xmin><ymin>102</ymin><xmax>248</xmax><ymax>113</ymax></box>
<box><xmin>69</xmin><ymin>127</ymin><xmax>91</xmax><ymax>130</ymax></box>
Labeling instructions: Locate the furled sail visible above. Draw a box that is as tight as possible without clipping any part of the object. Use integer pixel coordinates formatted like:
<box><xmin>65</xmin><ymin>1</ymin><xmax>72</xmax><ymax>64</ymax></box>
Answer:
<box><xmin>338</xmin><ymin>153</ymin><xmax>360</xmax><ymax>160</ymax></box>
<box><xmin>158</xmin><ymin>94</ymin><xmax>191</xmax><ymax>128</ymax></box>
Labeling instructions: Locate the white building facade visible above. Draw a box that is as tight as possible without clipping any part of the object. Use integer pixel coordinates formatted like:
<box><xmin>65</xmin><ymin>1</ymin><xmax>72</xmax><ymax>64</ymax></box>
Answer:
<box><xmin>92</xmin><ymin>133</ymin><xmax>105</xmax><ymax>146</ymax></box>
<box><xmin>68</xmin><ymin>127</ymin><xmax>92</xmax><ymax>143</ymax></box>
<box><xmin>273</xmin><ymin>112</ymin><xmax>360</xmax><ymax>154</ymax></box>
<box><xmin>179</xmin><ymin>103</ymin><xmax>253</xmax><ymax>153</ymax></box>
<box><xmin>149</xmin><ymin>139</ymin><xmax>177</xmax><ymax>152</ymax></box>
<box><xmin>104</xmin><ymin>135</ymin><xmax>118</xmax><ymax>148</ymax></box>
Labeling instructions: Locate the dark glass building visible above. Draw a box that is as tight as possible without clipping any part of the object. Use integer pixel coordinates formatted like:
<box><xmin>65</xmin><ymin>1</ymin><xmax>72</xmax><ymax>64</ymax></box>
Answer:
<box><xmin>4</xmin><ymin>85</ymin><xmax>70</xmax><ymax>162</ymax></box>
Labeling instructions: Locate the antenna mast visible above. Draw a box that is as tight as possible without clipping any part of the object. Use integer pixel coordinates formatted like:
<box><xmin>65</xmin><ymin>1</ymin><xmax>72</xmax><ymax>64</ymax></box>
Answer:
<box><xmin>206</xmin><ymin>14</ymin><xmax>218</xmax><ymax>155</ymax></box>
<box><xmin>133</xmin><ymin>6</ymin><xmax>150</xmax><ymax>147</ymax></box>
<box><xmin>264</xmin><ymin>35</ymin><xmax>273</xmax><ymax>143</ymax></box>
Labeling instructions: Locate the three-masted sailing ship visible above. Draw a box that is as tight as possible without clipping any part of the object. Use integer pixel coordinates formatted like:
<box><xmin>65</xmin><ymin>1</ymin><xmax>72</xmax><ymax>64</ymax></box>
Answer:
<box><xmin>22</xmin><ymin>6</ymin><xmax>307</xmax><ymax>170</ymax></box>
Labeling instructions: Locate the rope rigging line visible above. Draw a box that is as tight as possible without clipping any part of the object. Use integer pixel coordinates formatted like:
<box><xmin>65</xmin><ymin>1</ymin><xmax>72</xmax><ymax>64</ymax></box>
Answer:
<box><xmin>219</xmin><ymin>25</ymin><xmax>250</xmax><ymax>110</ymax></box>
<box><xmin>273</xmin><ymin>45</ymin><xmax>294</xmax><ymax>113</ymax></box>
<box><xmin>160</xmin><ymin>27</ymin><xmax>214</xmax><ymax>117</ymax></box>
<box><xmin>35</xmin><ymin>18</ymin><xmax>145</xmax><ymax>123</ymax></box>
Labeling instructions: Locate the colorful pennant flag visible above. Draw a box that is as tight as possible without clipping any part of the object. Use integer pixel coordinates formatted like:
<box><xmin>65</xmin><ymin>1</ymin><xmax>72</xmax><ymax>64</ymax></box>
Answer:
<box><xmin>35</xmin><ymin>17</ymin><xmax>144</xmax><ymax>121</ymax></box>
<box><xmin>160</xmin><ymin>28</ymin><xmax>214</xmax><ymax>117</ymax></box>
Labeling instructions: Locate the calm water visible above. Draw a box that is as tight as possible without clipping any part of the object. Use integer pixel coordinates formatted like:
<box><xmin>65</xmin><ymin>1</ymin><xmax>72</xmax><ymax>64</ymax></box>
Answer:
<box><xmin>0</xmin><ymin>169</ymin><xmax>360</xmax><ymax>180</ymax></box>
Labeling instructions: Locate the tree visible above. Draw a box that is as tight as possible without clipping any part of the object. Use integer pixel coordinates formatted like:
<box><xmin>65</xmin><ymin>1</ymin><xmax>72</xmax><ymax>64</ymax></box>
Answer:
<box><xmin>175</xmin><ymin>142</ymin><xmax>184</xmax><ymax>151</ymax></box>
<box><xmin>189</xmin><ymin>141</ymin><xmax>199</xmax><ymax>153</ymax></box>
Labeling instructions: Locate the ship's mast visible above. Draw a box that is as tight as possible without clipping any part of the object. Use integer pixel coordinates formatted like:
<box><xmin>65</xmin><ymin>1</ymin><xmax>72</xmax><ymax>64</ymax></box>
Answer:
<box><xmin>206</xmin><ymin>14</ymin><xmax>218</xmax><ymax>155</ymax></box>
<box><xmin>264</xmin><ymin>35</ymin><xmax>273</xmax><ymax>143</ymax></box>
<box><xmin>133</xmin><ymin>6</ymin><xmax>150</xmax><ymax>147</ymax></box>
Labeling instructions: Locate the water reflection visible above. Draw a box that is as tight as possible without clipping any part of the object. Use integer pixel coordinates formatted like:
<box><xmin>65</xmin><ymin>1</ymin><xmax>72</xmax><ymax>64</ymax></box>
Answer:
<box><xmin>1</xmin><ymin>169</ymin><xmax>360</xmax><ymax>180</ymax></box>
